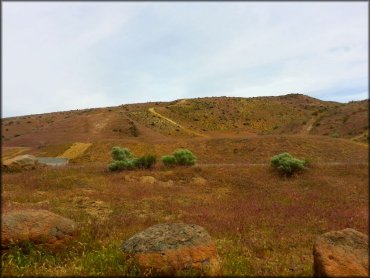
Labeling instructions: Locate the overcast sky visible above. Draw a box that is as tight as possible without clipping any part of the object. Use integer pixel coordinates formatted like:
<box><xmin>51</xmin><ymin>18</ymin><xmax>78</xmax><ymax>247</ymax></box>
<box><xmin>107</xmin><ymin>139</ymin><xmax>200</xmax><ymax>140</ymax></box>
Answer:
<box><xmin>3</xmin><ymin>2</ymin><xmax>368</xmax><ymax>118</ymax></box>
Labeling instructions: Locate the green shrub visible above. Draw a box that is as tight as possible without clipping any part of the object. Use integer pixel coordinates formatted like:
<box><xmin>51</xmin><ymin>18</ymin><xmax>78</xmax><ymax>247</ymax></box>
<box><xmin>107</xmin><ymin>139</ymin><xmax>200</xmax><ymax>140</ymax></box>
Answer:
<box><xmin>161</xmin><ymin>155</ymin><xmax>176</xmax><ymax>167</ymax></box>
<box><xmin>111</xmin><ymin>147</ymin><xmax>133</xmax><ymax>161</ymax></box>
<box><xmin>108</xmin><ymin>160</ymin><xmax>135</xmax><ymax>171</ymax></box>
<box><xmin>108</xmin><ymin>147</ymin><xmax>156</xmax><ymax>171</ymax></box>
<box><xmin>270</xmin><ymin>152</ymin><xmax>307</xmax><ymax>176</ymax></box>
<box><xmin>133</xmin><ymin>155</ymin><xmax>156</xmax><ymax>169</ymax></box>
<box><xmin>173</xmin><ymin>149</ymin><xmax>197</xmax><ymax>166</ymax></box>
<box><xmin>161</xmin><ymin>149</ymin><xmax>197</xmax><ymax>167</ymax></box>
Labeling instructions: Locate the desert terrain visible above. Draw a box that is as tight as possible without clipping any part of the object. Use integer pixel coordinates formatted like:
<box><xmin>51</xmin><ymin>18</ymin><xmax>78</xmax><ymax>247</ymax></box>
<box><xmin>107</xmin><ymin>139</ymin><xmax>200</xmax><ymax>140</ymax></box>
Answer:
<box><xmin>1</xmin><ymin>93</ymin><xmax>368</xmax><ymax>276</ymax></box>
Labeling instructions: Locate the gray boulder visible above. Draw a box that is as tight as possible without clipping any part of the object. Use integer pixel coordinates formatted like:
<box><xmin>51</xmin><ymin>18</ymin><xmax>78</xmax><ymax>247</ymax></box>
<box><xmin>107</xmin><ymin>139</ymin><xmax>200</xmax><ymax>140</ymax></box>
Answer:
<box><xmin>313</xmin><ymin>228</ymin><xmax>368</xmax><ymax>277</ymax></box>
<box><xmin>121</xmin><ymin>223</ymin><xmax>220</xmax><ymax>275</ymax></box>
<box><xmin>2</xmin><ymin>209</ymin><xmax>77</xmax><ymax>247</ymax></box>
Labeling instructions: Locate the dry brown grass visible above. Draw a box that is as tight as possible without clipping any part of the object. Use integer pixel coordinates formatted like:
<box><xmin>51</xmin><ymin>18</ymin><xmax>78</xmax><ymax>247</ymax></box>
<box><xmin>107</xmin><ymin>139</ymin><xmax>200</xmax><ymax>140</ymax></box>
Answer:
<box><xmin>1</xmin><ymin>94</ymin><xmax>368</xmax><ymax>276</ymax></box>
<box><xmin>2</xmin><ymin>95</ymin><xmax>367</xmax><ymax>148</ymax></box>
<box><xmin>2</xmin><ymin>160</ymin><xmax>368</xmax><ymax>276</ymax></box>
<box><xmin>72</xmin><ymin>135</ymin><xmax>368</xmax><ymax>166</ymax></box>
<box><xmin>310</xmin><ymin>100</ymin><xmax>368</xmax><ymax>141</ymax></box>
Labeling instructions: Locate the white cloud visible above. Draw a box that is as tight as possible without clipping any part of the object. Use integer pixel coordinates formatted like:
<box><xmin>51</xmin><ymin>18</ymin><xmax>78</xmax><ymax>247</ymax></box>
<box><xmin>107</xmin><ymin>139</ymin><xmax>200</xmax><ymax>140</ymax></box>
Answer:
<box><xmin>3</xmin><ymin>2</ymin><xmax>368</xmax><ymax>117</ymax></box>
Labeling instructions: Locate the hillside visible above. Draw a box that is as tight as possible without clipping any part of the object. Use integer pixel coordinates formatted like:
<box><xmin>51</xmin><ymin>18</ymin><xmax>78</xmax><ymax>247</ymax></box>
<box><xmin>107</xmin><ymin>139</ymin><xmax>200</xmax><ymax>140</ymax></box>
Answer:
<box><xmin>2</xmin><ymin>94</ymin><xmax>368</xmax><ymax>150</ymax></box>
<box><xmin>2</xmin><ymin>93</ymin><xmax>368</xmax><ymax>277</ymax></box>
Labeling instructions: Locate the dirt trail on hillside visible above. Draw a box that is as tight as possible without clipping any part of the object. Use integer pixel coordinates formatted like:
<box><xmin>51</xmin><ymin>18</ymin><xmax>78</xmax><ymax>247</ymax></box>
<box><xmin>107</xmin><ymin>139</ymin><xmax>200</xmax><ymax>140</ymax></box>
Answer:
<box><xmin>148</xmin><ymin>107</ymin><xmax>208</xmax><ymax>137</ymax></box>
<box><xmin>299</xmin><ymin>117</ymin><xmax>316</xmax><ymax>135</ymax></box>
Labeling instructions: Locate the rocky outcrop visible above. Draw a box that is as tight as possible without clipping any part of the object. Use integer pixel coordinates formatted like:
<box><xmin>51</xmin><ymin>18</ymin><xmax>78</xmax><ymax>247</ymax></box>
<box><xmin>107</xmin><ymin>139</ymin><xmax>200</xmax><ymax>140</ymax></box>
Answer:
<box><xmin>313</xmin><ymin>228</ymin><xmax>369</xmax><ymax>277</ymax></box>
<box><xmin>120</xmin><ymin>223</ymin><xmax>220</xmax><ymax>275</ymax></box>
<box><xmin>2</xmin><ymin>209</ymin><xmax>77</xmax><ymax>247</ymax></box>
<box><xmin>2</xmin><ymin>155</ymin><xmax>38</xmax><ymax>172</ymax></box>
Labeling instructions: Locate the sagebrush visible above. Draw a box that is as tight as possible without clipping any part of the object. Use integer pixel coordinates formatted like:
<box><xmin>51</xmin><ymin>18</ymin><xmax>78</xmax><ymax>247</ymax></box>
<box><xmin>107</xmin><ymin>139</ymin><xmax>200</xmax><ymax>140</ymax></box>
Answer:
<box><xmin>108</xmin><ymin>147</ymin><xmax>156</xmax><ymax>171</ymax></box>
<box><xmin>161</xmin><ymin>149</ymin><xmax>196</xmax><ymax>167</ymax></box>
<box><xmin>270</xmin><ymin>152</ymin><xmax>307</xmax><ymax>176</ymax></box>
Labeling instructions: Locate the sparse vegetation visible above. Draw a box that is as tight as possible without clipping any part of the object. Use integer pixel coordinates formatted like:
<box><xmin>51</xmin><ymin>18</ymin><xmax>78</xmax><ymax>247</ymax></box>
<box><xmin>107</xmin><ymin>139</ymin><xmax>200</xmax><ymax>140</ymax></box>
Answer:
<box><xmin>271</xmin><ymin>152</ymin><xmax>308</xmax><ymax>176</ymax></box>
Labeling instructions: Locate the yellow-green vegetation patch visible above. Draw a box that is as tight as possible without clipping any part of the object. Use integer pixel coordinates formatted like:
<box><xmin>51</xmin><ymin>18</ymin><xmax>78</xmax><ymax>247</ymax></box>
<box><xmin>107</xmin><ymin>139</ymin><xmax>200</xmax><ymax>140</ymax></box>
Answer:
<box><xmin>58</xmin><ymin>143</ymin><xmax>92</xmax><ymax>160</ymax></box>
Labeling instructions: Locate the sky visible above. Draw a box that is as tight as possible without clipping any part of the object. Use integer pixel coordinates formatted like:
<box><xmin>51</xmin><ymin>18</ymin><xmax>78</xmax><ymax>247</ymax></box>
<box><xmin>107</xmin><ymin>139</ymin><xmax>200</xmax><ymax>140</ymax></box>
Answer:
<box><xmin>3</xmin><ymin>2</ymin><xmax>368</xmax><ymax>118</ymax></box>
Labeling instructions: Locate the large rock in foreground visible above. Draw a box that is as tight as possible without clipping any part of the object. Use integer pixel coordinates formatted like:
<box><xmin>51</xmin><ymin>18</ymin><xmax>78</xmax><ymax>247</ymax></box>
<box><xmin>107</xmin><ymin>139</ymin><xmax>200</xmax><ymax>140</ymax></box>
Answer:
<box><xmin>313</xmin><ymin>228</ymin><xmax>369</xmax><ymax>277</ymax></box>
<box><xmin>120</xmin><ymin>223</ymin><xmax>220</xmax><ymax>275</ymax></box>
<box><xmin>2</xmin><ymin>209</ymin><xmax>77</xmax><ymax>247</ymax></box>
<box><xmin>2</xmin><ymin>155</ymin><xmax>38</xmax><ymax>172</ymax></box>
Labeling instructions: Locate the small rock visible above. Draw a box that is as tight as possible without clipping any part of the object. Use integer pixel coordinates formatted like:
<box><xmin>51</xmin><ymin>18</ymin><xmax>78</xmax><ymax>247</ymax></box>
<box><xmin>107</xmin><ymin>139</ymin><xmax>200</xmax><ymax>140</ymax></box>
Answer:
<box><xmin>140</xmin><ymin>176</ymin><xmax>157</xmax><ymax>184</ymax></box>
<box><xmin>313</xmin><ymin>228</ymin><xmax>369</xmax><ymax>277</ymax></box>
<box><xmin>192</xmin><ymin>177</ymin><xmax>207</xmax><ymax>185</ymax></box>
<box><xmin>120</xmin><ymin>223</ymin><xmax>220</xmax><ymax>275</ymax></box>
<box><xmin>2</xmin><ymin>209</ymin><xmax>77</xmax><ymax>247</ymax></box>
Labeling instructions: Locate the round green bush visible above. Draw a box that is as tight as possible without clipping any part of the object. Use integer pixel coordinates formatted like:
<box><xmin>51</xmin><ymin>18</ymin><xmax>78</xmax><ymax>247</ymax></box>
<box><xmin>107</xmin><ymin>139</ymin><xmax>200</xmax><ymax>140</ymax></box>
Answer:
<box><xmin>161</xmin><ymin>155</ymin><xmax>177</xmax><ymax>167</ymax></box>
<box><xmin>270</xmin><ymin>152</ymin><xmax>307</xmax><ymax>176</ymax></box>
<box><xmin>173</xmin><ymin>149</ymin><xmax>196</xmax><ymax>166</ymax></box>
<box><xmin>111</xmin><ymin>147</ymin><xmax>134</xmax><ymax>161</ymax></box>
